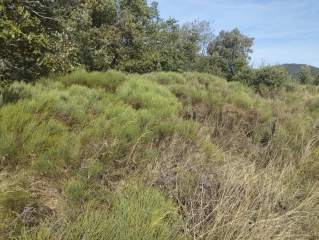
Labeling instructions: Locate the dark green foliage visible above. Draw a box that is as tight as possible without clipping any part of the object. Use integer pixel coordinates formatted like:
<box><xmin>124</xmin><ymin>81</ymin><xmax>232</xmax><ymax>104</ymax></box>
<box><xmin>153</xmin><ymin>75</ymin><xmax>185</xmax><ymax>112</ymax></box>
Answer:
<box><xmin>231</xmin><ymin>64</ymin><xmax>290</xmax><ymax>94</ymax></box>
<box><xmin>0</xmin><ymin>80</ymin><xmax>10</xmax><ymax>94</ymax></box>
<box><xmin>65</xmin><ymin>0</ymin><xmax>118</xmax><ymax>72</ymax></box>
<box><xmin>254</xmin><ymin>65</ymin><xmax>289</xmax><ymax>91</ymax></box>
<box><xmin>299</xmin><ymin>66</ymin><xmax>314</xmax><ymax>85</ymax></box>
<box><xmin>0</xmin><ymin>0</ymin><xmax>215</xmax><ymax>81</ymax></box>
<box><xmin>207</xmin><ymin>28</ymin><xmax>254</xmax><ymax>81</ymax></box>
<box><xmin>232</xmin><ymin>64</ymin><xmax>256</xmax><ymax>85</ymax></box>
<box><xmin>0</xmin><ymin>0</ymin><xmax>77</xmax><ymax>82</ymax></box>
<box><xmin>313</xmin><ymin>75</ymin><xmax>319</xmax><ymax>86</ymax></box>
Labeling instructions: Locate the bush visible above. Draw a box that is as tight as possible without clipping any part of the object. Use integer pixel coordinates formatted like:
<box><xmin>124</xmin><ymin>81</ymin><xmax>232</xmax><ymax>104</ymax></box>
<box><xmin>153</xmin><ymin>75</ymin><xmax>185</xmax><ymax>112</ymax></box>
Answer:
<box><xmin>299</xmin><ymin>66</ymin><xmax>314</xmax><ymax>85</ymax></box>
<box><xmin>1</xmin><ymin>81</ymin><xmax>33</xmax><ymax>104</ymax></box>
<box><xmin>313</xmin><ymin>75</ymin><xmax>319</xmax><ymax>86</ymax></box>
<box><xmin>254</xmin><ymin>65</ymin><xmax>289</xmax><ymax>91</ymax></box>
<box><xmin>232</xmin><ymin>65</ymin><xmax>256</xmax><ymax>85</ymax></box>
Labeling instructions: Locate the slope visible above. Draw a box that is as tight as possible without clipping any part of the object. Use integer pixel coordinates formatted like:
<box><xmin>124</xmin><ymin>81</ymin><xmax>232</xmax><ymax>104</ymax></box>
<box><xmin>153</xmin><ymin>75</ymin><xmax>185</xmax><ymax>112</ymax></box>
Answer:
<box><xmin>1</xmin><ymin>70</ymin><xmax>319</xmax><ymax>239</ymax></box>
<box><xmin>281</xmin><ymin>63</ymin><xmax>319</xmax><ymax>80</ymax></box>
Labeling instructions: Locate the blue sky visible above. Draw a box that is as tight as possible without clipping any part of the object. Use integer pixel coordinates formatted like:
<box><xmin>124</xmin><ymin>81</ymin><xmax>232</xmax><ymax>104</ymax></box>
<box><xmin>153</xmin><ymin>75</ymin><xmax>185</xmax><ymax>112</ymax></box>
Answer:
<box><xmin>147</xmin><ymin>0</ymin><xmax>319</xmax><ymax>67</ymax></box>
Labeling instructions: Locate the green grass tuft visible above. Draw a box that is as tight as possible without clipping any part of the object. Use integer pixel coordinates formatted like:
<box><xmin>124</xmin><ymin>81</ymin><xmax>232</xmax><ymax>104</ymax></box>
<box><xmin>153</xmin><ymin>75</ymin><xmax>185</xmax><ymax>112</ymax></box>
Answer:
<box><xmin>2</xmin><ymin>70</ymin><xmax>319</xmax><ymax>239</ymax></box>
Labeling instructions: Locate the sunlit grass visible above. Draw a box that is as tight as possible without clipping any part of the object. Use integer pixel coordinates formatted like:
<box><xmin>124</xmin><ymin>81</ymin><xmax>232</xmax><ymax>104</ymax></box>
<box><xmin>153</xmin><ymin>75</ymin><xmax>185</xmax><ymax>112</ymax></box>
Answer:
<box><xmin>1</xmin><ymin>70</ymin><xmax>319</xmax><ymax>239</ymax></box>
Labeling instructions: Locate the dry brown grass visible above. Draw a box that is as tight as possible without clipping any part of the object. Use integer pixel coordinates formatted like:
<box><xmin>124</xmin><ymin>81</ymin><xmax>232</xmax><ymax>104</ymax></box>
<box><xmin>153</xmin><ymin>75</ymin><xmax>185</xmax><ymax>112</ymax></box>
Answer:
<box><xmin>145</xmin><ymin>133</ymin><xmax>319</xmax><ymax>239</ymax></box>
<box><xmin>2</xmin><ymin>71</ymin><xmax>319</xmax><ymax>239</ymax></box>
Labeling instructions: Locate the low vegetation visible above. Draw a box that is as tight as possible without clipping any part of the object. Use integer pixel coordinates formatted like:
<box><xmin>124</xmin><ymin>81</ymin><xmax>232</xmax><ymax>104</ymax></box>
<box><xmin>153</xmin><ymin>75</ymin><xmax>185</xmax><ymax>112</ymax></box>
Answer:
<box><xmin>1</xmin><ymin>70</ymin><xmax>319</xmax><ymax>239</ymax></box>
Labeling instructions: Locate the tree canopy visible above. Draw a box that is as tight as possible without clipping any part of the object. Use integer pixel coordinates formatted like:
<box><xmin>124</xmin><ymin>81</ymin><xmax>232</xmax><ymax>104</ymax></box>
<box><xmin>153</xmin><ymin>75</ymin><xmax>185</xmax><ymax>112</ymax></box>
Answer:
<box><xmin>1</xmin><ymin>0</ymin><xmax>211</xmax><ymax>81</ymax></box>
<box><xmin>0</xmin><ymin>0</ymin><xmax>77</xmax><ymax>81</ymax></box>
<box><xmin>1</xmin><ymin>0</ymin><xmax>305</xmax><ymax>92</ymax></box>
<box><xmin>207</xmin><ymin>28</ymin><xmax>254</xmax><ymax>81</ymax></box>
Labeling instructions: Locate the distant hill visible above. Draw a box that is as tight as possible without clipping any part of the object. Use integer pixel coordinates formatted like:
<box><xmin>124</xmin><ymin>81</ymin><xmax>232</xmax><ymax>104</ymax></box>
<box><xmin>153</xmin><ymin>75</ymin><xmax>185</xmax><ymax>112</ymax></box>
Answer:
<box><xmin>280</xmin><ymin>64</ymin><xmax>319</xmax><ymax>80</ymax></box>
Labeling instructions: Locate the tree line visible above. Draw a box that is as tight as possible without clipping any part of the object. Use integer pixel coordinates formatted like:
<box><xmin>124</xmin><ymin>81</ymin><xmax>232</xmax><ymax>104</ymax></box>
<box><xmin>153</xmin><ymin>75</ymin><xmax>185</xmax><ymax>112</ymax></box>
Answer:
<box><xmin>1</xmin><ymin>0</ymin><xmax>318</xmax><ymax>89</ymax></box>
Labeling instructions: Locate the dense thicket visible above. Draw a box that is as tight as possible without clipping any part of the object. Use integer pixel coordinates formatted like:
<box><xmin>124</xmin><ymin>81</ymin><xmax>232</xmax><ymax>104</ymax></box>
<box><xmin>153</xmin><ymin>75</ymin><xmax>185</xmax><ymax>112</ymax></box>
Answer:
<box><xmin>0</xmin><ymin>0</ymin><xmax>202</xmax><ymax>81</ymax></box>
<box><xmin>1</xmin><ymin>0</ymin><xmax>260</xmax><ymax>84</ymax></box>
<box><xmin>1</xmin><ymin>0</ymin><xmax>318</xmax><ymax>89</ymax></box>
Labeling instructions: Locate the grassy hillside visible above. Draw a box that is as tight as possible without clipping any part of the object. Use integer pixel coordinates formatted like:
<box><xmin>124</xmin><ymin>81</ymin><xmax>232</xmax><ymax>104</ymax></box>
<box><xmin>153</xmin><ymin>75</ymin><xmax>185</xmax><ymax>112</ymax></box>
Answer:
<box><xmin>281</xmin><ymin>63</ymin><xmax>319</xmax><ymax>80</ymax></box>
<box><xmin>1</xmin><ymin>70</ymin><xmax>319</xmax><ymax>239</ymax></box>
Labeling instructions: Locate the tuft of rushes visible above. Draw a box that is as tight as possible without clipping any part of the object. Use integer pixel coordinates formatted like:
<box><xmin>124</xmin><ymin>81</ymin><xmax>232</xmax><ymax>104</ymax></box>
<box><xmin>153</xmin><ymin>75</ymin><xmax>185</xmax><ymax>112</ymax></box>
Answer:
<box><xmin>1</xmin><ymin>70</ymin><xmax>319</xmax><ymax>239</ymax></box>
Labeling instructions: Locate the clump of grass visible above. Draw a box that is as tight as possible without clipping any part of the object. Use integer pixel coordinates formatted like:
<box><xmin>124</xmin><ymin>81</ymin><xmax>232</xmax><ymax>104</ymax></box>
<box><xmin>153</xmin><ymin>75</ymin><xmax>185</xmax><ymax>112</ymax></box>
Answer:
<box><xmin>64</xmin><ymin>179</ymin><xmax>87</xmax><ymax>205</ymax></box>
<box><xmin>1</xmin><ymin>81</ymin><xmax>33</xmax><ymax>105</ymax></box>
<box><xmin>58</xmin><ymin>69</ymin><xmax>126</xmax><ymax>92</ymax></box>
<box><xmin>107</xmin><ymin>186</ymin><xmax>183</xmax><ymax>239</ymax></box>
<box><xmin>116</xmin><ymin>78</ymin><xmax>182</xmax><ymax>118</ymax></box>
<box><xmin>2</xmin><ymin>70</ymin><xmax>319</xmax><ymax>239</ymax></box>
<box><xmin>226</xmin><ymin>82</ymin><xmax>256</xmax><ymax>109</ymax></box>
<box><xmin>87</xmin><ymin>159</ymin><xmax>104</xmax><ymax>180</ymax></box>
<box><xmin>148</xmin><ymin>135</ymin><xmax>319</xmax><ymax>239</ymax></box>
<box><xmin>0</xmin><ymin>173</ymin><xmax>32</xmax><ymax>233</ymax></box>
<box><xmin>0</xmin><ymin>189</ymin><xmax>30</xmax><ymax>221</ymax></box>
<box><xmin>145</xmin><ymin>71</ymin><xmax>186</xmax><ymax>85</ymax></box>
<box><xmin>13</xmin><ymin>186</ymin><xmax>184</xmax><ymax>240</ymax></box>
<box><xmin>306</xmin><ymin>95</ymin><xmax>319</xmax><ymax>115</ymax></box>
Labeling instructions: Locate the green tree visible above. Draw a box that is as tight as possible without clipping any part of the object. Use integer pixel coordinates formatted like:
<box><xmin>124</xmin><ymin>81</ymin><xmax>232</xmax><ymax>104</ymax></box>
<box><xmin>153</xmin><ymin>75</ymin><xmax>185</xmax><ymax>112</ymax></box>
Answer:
<box><xmin>65</xmin><ymin>0</ymin><xmax>117</xmax><ymax>72</ymax></box>
<box><xmin>181</xmin><ymin>19</ymin><xmax>214</xmax><ymax>56</ymax></box>
<box><xmin>207</xmin><ymin>28</ymin><xmax>254</xmax><ymax>81</ymax></box>
<box><xmin>107</xmin><ymin>0</ymin><xmax>164</xmax><ymax>73</ymax></box>
<box><xmin>299</xmin><ymin>66</ymin><xmax>314</xmax><ymax>85</ymax></box>
<box><xmin>232</xmin><ymin>65</ymin><xmax>256</xmax><ymax>85</ymax></box>
<box><xmin>0</xmin><ymin>0</ymin><xmax>77</xmax><ymax>82</ymax></box>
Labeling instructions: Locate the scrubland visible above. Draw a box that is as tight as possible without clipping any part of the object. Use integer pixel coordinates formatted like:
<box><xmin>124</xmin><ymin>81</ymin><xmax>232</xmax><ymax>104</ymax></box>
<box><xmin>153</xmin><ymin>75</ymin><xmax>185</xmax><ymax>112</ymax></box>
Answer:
<box><xmin>1</xmin><ymin>70</ymin><xmax>319</xmax><ymax>239</ymax></box>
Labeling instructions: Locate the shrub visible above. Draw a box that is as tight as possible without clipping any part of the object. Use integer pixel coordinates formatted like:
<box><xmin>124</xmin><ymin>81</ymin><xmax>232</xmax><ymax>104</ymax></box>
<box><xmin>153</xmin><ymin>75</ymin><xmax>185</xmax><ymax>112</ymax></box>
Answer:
<box><xmin>232</xmin><ymin>65</ymin><xmax>256</xmax><ymax>85</ymax></box>
<box><xmin>0</xmin><ymin>79</ymin><xmax>10</xmax><ymax>93</ymax></box>
<box><xmin>313</xmin><ymin>75</ymin><xmax>319</xmax><ymax>86</ymax></box>
<box><xmin>299</xmin><ymin>66</ymin><xmax>314</xmax><ymax>85</ymax></box>
<box><xmin>254</xmin><ymin>65</ymin><xmax>289</xmax><ymax>91</ymax></box>
<box><xmin>1</xmin><ymin>81</ymin><xmax>33</xmax><ymax>104</ymax></box>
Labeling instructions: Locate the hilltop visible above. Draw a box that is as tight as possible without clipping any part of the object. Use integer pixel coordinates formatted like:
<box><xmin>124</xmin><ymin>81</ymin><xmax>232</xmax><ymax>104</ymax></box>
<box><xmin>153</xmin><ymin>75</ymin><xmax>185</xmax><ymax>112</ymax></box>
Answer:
<box><xmin>2</xmin><ymin>1</ymin><xmax>319</xmax><ymax>238</ymax></box>
<box><xmin>1</xmin><ymin>70</ymin><xmax>319</xmax><ymax>239</ymax></box>
<box><xmin>281</xmin><ymin>63</ymin><xmax>319</xmax><ymax>80</ymax></box>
